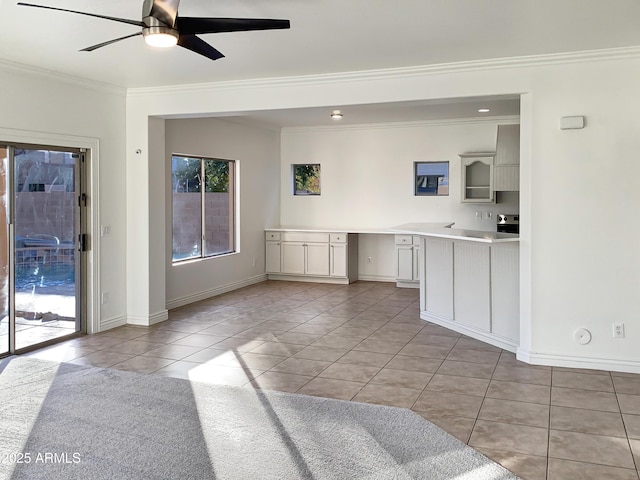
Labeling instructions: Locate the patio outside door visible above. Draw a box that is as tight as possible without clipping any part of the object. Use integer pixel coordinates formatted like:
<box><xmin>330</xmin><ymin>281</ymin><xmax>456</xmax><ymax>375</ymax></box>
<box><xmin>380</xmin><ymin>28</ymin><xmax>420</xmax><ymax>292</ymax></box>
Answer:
<box><xmin>0</xmin><ymin>144</ymin><xmax>85</xmax><ymax>355</ymax></box>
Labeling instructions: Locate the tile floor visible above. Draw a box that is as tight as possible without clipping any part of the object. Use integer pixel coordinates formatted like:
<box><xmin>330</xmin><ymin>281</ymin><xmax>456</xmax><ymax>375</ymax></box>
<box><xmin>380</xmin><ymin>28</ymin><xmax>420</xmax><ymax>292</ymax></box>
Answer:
<box><xmin>25</xmin><ymin>280</ymin><xmax>640</xmax><ymax>480</ymax></box>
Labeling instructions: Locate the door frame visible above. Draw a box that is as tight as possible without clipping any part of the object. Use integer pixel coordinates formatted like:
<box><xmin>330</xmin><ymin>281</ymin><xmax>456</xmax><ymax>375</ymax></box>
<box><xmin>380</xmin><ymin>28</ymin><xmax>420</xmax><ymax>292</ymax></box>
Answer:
<box><xmin>0</xmin><ymin>128</ymin><xmax>100</xmax><ymax>337</ymax></box>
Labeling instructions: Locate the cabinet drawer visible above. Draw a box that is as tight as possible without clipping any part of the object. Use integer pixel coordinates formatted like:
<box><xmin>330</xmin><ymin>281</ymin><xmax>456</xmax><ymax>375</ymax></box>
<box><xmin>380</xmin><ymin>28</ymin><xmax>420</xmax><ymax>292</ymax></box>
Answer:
<box><xmin>281</xmin><ymin>232</ymin><xmax>330</xmax><ymax>243</ymax></box>
<box><xmin>395</xmin><ymin>235</ymin><xmax>413</xmax><ymax>245</ymax></box>
<box><xmin>265</xmin><ymin>231</ymin><xmax>281</xmax><ymax>241</ymax></box>
<box><xmin>330</xmin><ymin>233</ymin><xmax>347</xmax><ymax>243</ymax></box>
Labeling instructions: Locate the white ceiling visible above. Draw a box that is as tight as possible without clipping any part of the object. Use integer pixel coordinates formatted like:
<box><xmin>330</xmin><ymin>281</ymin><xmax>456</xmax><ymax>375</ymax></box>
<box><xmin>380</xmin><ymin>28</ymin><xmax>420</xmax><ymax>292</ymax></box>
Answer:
<box><xmin>2</xmin><ymin>0</ymin><xmax>640</xmax><ymax>89</ymax></box>
<box><xmin>218</xmin><ymin>96</ymin><xmax>521</xmax><ymax>129</ymax></box>
<box><xmin>2</xmin><ymin>1</ymin><xmax>638</xmax><ymax>127</ymax></box>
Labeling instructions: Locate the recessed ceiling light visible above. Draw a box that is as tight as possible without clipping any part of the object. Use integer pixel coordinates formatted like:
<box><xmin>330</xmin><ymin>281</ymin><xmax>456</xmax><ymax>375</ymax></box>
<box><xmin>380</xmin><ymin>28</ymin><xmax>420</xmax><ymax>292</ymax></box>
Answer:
<box><xmin>330</xmin><ymin>110</ymin><xmax>343</xmax><ymax>119</ymax></box>
<box><xmin>478</xmin><ymin>108</ymin><xmax>491</xmax><ymax>113</ymax></box>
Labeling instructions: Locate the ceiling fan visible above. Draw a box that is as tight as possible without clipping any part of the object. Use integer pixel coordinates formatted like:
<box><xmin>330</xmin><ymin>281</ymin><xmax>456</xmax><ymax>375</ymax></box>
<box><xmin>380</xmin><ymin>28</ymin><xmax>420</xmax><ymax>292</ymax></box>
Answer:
<box><xmin>17</xmin><ymin>0</ymin><xmax>291</xmax><ymax>61</ymax></box>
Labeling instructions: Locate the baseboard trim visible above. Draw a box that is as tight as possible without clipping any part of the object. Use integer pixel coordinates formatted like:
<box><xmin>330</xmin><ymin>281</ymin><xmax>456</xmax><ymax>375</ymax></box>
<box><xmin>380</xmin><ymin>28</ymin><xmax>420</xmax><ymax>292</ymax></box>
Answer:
<box><xmin>516</xmin><ymin>349</ymin><xmax>640</xmax><ymax>374</ymax></box>
<box><xmin>421</xmin><ymin>311</ymin><xmax>518</xmax><ymax>353</ymax></box>
<box><xmin>99</xmin><ymin>315</ymin><xmax>127</xmax><ymax>333</ymax></box>
<box><xmin>267</xmin><ymin>274</ymin><xmax>350</xmax><ymax>285</ymax></box>
<box><xmin>127</xmin><ymin>310</ymin><xmax>168</xmax><ymax>327</ymax></box>
<box><xmin>396</xmin><ymin>280</ymin><xmax>420</xmax><ymax>289</ymax></box>
<box><xmin>357</xmin><ymin>274</ymin><xmax>396</xmax><ymax>283</ymax></box>
<box><xmin>166</xmin><ymin>274</ymin><xmax>268</xmax><ymax>310</ymax></box>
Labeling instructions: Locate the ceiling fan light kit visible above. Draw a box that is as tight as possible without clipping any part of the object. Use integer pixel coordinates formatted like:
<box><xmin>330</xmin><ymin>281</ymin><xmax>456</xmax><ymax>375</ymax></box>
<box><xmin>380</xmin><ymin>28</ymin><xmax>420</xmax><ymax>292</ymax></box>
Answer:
<box><xmin>143</xmin><ymin>27</ymin><xmax>179</xmax><ymax>48</ymax></box>
<box><xmin>17</xmin><ymin>0</ymin><xmax>290</xmax><ymax>61</ymax></box>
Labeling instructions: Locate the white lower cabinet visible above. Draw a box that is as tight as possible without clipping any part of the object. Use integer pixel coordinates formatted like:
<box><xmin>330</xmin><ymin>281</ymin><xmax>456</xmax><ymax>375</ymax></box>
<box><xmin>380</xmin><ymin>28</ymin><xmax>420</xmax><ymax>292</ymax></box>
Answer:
<box><xmin>265</xmin><ymin>241</ymin><xmax>281</xmax><ymax>273</ymax></box>
<box><xmin>281</xmin><ymin>242</ymin><xmax>307</xmax><ymax>275</ymax></box>
<box><xmin>266</xmin><ymin>230</ymin><xmax>357</xmax><ymax>284</ymax></box>
<box><xmin>395</xmin><ymin>235</ymin><xmax>420</xmax><ymax>287</ymax></box>
<box><xmin>330</xmin><ymin>243</ymin><xmax>347</xmax><ymax>277</ymax></box>
<box><xmin>304</xmin><ymin>243</ymin><xmax>330</xmax><ymax>276</ymax></box>
<box><xmin>421</xmin><ymin>237</ymin><xmax>519</xmax><ymax>351</ymax></box>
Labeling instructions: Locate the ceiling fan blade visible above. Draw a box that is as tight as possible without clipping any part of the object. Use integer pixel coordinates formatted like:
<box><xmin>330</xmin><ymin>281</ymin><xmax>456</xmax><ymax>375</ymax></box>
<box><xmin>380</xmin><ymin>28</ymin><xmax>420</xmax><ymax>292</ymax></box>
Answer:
<box><xmin>17</xmin><ymin>3</ymin><xmax>145</xmax><ymax>27</ymax></box>
<box><xmin>177</xmin><ymin>35</ymin><xmax>224</xmax><ymax>61</ymax></box>
<box><xmin>81</xmin><ymin>32</ymin><xmax>143</xmax><ymax>52</ymax></box>
<box><xmin>176</xmin><ymin>17</ymin><xmax>290</xmax><ymax>35</ymax></box>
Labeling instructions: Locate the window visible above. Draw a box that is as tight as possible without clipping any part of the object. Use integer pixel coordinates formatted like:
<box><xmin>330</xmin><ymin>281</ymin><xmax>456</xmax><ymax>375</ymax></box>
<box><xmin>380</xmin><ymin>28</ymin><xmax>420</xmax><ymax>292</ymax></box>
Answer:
<box><xmin>172</xmin><ymin>155</ymin><xmax>236</xmax><ymax>262</ymax></box>
<box><xmin>414</xmin><ymin>161</ymin><xmax>449</xmax><ymax>196</ymax></box>
<box><xmin>293</xmin><ymin>164</ymin><xmax>321</xmax><ymax>195</ymax></box>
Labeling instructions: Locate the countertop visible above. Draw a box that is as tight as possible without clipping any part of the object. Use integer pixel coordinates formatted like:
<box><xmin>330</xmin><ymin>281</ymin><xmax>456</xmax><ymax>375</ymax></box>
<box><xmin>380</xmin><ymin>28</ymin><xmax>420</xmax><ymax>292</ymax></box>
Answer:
<box><xmin>390</xmin><ymin>223</ymin><xmax>519</xmax><ymax>243</ymax></box>
<box><xmin>265</xmin><ymin>226</ymin><xmax>409</xmax><ymax>235</ymax></box>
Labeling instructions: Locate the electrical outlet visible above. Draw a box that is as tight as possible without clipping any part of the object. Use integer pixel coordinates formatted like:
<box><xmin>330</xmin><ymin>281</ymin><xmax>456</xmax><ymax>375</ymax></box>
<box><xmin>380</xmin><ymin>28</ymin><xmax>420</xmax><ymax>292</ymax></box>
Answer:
<box><xmin>613</xmin><ymin>323</ymin><xmax>625</xmax><ymax>338</ymax></box>
<box><xmin>101</xmin><ymin>292</ymin><xmax>109</xmax><ymax>305</ymax></box>
<box><xmin>367</xmin><ymin>256</ymin><xmax>372</xmax><ymax>264</ymax></box>
<box><xmin>251</xmin><ymin>258</ymin><xmax>256</xmax><ymax>268</ymax></box>
<box><xmin>101</xmin><ymin>225</ymin><xmax>111</xmax><ymax>236</ymax></box>
<box><xmin>475</xmin><ymin>211</ymin><xmax>482</xmax><ymax>220</ymax></box>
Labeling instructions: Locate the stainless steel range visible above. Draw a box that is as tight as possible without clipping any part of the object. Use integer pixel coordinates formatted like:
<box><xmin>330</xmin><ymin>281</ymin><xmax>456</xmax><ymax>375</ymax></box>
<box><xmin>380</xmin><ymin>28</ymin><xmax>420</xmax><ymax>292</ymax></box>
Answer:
<box><xmin>497</xmin><ymin>214</ymin><xmax>519</xmax><ymax>234</ymax></box>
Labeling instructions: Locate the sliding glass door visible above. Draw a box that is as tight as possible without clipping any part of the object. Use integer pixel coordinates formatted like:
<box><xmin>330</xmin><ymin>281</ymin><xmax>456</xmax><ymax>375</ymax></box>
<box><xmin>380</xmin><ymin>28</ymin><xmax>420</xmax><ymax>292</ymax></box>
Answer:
<box><xmin>0</xmin><ymin>143</ymin><xmax>85</xmax><ymax>355</ymax></box>
<box><xmin>0</xmin><ymin>146</ymin><xmax>9</xmax><ymax>356</ymax></box>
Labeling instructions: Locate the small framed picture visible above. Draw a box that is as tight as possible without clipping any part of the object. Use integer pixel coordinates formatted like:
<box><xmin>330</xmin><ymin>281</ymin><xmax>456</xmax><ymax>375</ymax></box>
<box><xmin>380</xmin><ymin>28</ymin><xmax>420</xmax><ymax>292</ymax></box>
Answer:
<box><xmin>414</xmin><ymin>161</ymin><xmax>449</xmax><ymax>196</ymax></box>
<box><xmin>293</xmin><ymin>164</ymin><xmax>321</xmax><ymax>195</ymax></box>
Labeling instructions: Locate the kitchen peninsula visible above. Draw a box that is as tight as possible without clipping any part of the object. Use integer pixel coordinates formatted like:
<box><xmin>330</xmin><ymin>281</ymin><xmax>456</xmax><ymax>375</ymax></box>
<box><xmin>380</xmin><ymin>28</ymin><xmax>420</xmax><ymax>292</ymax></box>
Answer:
<box><xmin>392</xmin><ymin>223</ymin><xmax>520</xmax><ymax>352</ymax></box>
<box><xmin>265</xmin><ymin>222</ymin><xmax>520</xmax><ymax>351</ymax></box>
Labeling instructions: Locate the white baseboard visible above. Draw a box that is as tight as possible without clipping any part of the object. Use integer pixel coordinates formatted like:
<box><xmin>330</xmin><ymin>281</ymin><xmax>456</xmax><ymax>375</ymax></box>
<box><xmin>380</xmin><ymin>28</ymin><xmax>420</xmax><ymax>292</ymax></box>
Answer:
<box><xmin>396</xmin><ymin>280</ymin><xmax>419</xmax><ymax>289</ymax></box>
<box><xmin>98</xmin><ymin>315</ymin><xmax>127</xmax><ymax>333</ymax></box>
<box><xmin>127</xmin><ymin>310</ymin><xmax>168</xmax><ymax>326</ymax></box>
<box><xmin>267</xmin><ymin>274</ymin><xmax>350</xmax><ymax>284</ymax></box>
<box><xmin>517</xmin><ymin>349</ymin><xmax>640</xmax><ymax>374</ymax></box>
<box><xmin>166</xmin><ymin>274</ymin><xmax>268</xmax><ymax>310</ymax></box>
<box><xmin>421</xmin><ymin>311</ymin><xmax>518</xmax><ymax>353</ymax></box>
<box><xmin>357</xmin><ymin>274</ymin><xmax>396</xmax><ymax>283</ymax></box>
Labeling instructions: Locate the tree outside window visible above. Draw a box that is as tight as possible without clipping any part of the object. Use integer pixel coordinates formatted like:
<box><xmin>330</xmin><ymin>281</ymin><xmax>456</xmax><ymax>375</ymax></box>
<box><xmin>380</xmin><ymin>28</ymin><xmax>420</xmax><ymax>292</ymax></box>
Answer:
<box><xmin>293</xmin><ymin>164</ymin><xmax>320</xmax><ymax>195</ymax></box>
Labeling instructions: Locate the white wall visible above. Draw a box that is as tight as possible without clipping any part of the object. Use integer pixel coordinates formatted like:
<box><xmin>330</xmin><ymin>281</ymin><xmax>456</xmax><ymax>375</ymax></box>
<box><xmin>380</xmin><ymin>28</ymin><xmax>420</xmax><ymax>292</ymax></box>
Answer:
<box><xmin>280</xmin><ymin>120</ymin><xmax>520</xmax><ymax>280</ymax></box>
<box><xmin>164</xmin><ymin>118</ymin><xmax>280</xmax><ymax>308</ymax></box>
<box><xmin>126</xmin><ymin>49</ymin><xmax>640</xmax><ymax>372</ymax></box>
<box><xmin>0</xmin><ymin>66</ymin><xmax>127</xmax><ymax>332</ymax></box>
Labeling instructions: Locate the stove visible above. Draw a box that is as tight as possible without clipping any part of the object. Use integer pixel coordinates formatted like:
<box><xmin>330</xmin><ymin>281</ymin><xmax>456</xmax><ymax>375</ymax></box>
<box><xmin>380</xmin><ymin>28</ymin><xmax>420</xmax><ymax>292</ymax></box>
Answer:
<box><xmin>497</xmin><ymin>214</ymin><xmax>519</xmax><ymax>234</ymax></box>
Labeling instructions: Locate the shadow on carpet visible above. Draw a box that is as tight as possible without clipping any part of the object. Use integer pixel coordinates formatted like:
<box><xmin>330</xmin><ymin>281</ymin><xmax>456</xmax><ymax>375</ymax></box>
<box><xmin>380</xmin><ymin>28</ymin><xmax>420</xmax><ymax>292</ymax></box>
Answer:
<box><xmin>0</xmin><ymin>357</ymin><xmax>519</xmax><ymax>479</ymax></box>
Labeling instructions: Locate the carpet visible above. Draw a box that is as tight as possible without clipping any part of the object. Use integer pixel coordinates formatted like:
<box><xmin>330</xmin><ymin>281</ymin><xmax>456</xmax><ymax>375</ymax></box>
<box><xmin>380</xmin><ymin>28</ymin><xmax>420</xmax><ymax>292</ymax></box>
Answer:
<box><xmin>0</xmin><ymin>357</ymin><xmax>519</xmax><ymax>479</ymax></box>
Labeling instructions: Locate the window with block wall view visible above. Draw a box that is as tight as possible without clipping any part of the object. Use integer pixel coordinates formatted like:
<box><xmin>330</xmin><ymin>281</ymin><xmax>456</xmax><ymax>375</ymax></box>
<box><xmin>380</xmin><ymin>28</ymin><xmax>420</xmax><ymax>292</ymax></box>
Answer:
<box><xmin>171</xmin><ymin>155</ymin><xmax>236</xmax><ymax>262</ymax></box>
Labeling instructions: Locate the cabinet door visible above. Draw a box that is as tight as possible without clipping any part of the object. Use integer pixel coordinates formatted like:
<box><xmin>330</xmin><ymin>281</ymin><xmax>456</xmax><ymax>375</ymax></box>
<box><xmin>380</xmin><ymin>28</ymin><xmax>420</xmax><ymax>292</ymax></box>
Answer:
<box><xmin>305</xmin><ymin>242</ymin><xmax>330</xmax><ymax>276</ymax></box>
<box><xmin>265</xmin><ymin>241</ymin><xmax>281</xmax><ymax>273</ymax></box>
<box><xmin>454</xmin><ymin>242</ymin><xmax>491</xmax><ymax>331</ymax></box>
<box><xmin>281</xmin><ymin>242</ymin><xmax>306</xmax><ymax>275</ymax></box>
<box><xmin>330</xmin><ymin>243</ymin><xmax>347</xmax><ymax>277</ymax></box>
<box><xmin>460</xmin><ymin>154</ymin><xmax>495</xmax><ymax>203</ymax></box>
<box><xmin>397</xmin><ymin>245</ymin><xmax>414</xmax><ymax>281</ymax></box>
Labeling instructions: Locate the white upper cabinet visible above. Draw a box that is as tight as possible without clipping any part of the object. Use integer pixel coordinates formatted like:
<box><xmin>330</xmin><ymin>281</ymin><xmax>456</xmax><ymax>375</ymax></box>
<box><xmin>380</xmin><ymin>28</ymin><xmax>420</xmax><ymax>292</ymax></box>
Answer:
<box><xmin>494</xmin><ymin>124</ymin><xmax>520</xmax><ymax>191</ymax></box>
<box><xmin>460</xmin><ymin>153</ymin><xmax>495</xmax><ymax>203</ymax></box>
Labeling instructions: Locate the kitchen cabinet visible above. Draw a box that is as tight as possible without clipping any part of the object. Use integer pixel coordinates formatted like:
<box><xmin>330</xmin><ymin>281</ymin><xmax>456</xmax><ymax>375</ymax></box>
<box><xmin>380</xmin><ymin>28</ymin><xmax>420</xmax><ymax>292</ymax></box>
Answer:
<box><xmin>265</xmin><ymin>232</ymin><xmax>281</xmax><ymax>274</ymax></box>
<box><xmin>420</xmin><ymin>236</ymin><xmax>519</xmax><ymax>351</ymax></box>
<box><xmin>460</xmin><ymin>153</ymin><xmax>495</xmax><ymax>203</ymax></box>
<box><xmin>493</xmin><ymin>124</ymin><xmax>520</xmax><ymax>192</ymax></box>
<box><xmin>395</xmin><ymin>235</ymin><xmax>420</xmax><ymax>288</ymax></box>
<box><xmin>266</xmin><ymin>230</ymin><xmax>358</xmax><ymax>284</ymax></box>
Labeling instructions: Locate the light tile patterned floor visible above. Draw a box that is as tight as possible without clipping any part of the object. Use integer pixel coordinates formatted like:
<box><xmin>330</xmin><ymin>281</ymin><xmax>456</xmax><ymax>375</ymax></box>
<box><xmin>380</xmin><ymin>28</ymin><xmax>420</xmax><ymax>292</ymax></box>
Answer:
<box><xmin>26</xmin><ymin>280</ymin><xmax>640</xmax><ymax>480</ymax></box>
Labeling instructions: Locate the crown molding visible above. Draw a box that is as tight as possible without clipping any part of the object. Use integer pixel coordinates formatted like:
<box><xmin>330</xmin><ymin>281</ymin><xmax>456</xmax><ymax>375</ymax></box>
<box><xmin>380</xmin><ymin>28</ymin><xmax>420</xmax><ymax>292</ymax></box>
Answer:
<box><xmin>128</xmin><ymin>45</ymin><xmax>640</xmax><ymax>97</ymax></box>
<box><xmin>282</xmin><ymin>115</ymin><xmax>520</xmax><ymax>133</ymax></box>
<box><xmin>0</xmin><ymin>58</ymin><xmax>126</xmax><ymax>96</ymax></box>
